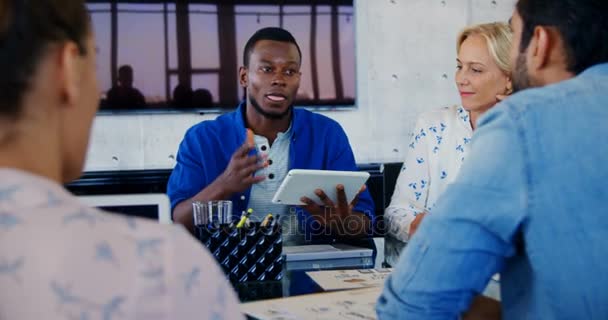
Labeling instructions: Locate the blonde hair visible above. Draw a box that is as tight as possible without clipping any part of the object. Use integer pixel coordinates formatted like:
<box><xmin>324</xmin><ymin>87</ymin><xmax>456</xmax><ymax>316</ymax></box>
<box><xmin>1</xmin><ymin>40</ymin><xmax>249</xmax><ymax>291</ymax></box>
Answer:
<box><xmin>457</xmin><ymin>22</ymin><xmax>513</xmax><ymax>75</ymax></box>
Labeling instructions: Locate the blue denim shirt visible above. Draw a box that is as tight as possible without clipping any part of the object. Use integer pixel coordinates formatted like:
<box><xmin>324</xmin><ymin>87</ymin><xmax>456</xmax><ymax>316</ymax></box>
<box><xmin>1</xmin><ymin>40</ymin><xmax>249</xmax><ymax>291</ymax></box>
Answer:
<box><xmin>167</xmin><ymin>102</ymin><xmax>375</xmax><ymax>242</ymax></box>
<box><xmin>377</xmin><ymin>63</ymin><xmax>608</xmax><ymax>319</ymax></box>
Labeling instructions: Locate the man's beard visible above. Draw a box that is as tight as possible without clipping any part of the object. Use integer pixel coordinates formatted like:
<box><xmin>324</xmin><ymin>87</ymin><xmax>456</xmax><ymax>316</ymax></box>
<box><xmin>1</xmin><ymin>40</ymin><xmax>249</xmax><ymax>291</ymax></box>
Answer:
<box><xmin>512</xmin><ymin>52</ymin><xmax>532</xmax><ymax>93</ymax></box>
<box><xmin>249</xmin><ymin>94</ymin><xmax>292</xmax><ymax>120</ymax></box>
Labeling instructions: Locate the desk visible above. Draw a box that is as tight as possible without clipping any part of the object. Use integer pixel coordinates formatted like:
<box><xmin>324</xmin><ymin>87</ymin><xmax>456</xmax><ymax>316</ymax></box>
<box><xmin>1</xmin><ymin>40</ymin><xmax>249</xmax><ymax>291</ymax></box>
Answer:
<box><xmin>235</xmin><ymin>269</ymin><xmax>322</xmax><ymax>302</ymax></box>
<box><xmin>239</xmin><ymin>268</ymin><xmax>384</xmax><ymax>320</ymax></box>
<box><xmin>234</xmin><ymin>239</ymin><xmax>375</xmax><ymax>300</ymax></box>
<box><xmin>242</xmin><ymin>286</ymin><xmax>381</xmax><ymax>320</ymax></box>
<box><xmin>236</xmin><ymin>241</ymin><xmax>376</xmax><ymax>302</ymax></box>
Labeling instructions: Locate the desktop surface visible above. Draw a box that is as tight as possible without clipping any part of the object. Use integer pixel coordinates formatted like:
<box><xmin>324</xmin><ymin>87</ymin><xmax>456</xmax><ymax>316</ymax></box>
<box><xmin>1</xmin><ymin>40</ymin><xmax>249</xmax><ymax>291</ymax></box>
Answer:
<box><xmin>238</xmin><ymin>268</ymin><xmax>376</xmax><ymax>320</ymax></box>
<box><xmin>236</xmin><ymin>241</ymin><xmax>376</xmax><ymax>303</ymax></box>
<box><xmin>236</xmin><ymin>269</ymin><xmax>322</xmax><ymax>303</ymax></box>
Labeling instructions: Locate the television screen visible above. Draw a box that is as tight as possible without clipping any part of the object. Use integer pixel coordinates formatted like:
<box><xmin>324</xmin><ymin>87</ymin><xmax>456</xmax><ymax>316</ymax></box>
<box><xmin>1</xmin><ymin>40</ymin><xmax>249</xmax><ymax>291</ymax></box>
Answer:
<box><xmin>86</xmin><ymin>0</ymin><xmax>355</xmax><ymax>112</ymax></box>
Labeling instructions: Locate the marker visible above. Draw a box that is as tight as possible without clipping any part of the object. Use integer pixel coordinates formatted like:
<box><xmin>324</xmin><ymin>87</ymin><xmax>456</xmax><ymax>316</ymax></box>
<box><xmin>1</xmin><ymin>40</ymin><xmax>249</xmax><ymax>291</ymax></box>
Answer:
<box><xmin>236</xmin><ymin>208</ymin><xmax>253</xmax><ymax>229</ymax></box>
<box><xmin>246</xmin><ymin>128</ymin><xmax>269</xmax><ymax>170</ymax></box>
<box><xmin>246</xmin><ymin>128</ymin><xmax>255</xmax><ymax>145</ymax></box>
<box><xmin>261</xmin><ymin>213</ymin><xmax>274</xmax><ymax>228</ymax></box>
<box><xmin>246</xmin><ymin>128</ymin><xmax>257</xmax><ymax>157</ymax></box>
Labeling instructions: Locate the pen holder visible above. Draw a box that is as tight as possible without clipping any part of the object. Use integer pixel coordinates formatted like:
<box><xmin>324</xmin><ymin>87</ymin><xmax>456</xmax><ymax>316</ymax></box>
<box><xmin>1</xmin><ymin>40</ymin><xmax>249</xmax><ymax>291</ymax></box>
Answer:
<box><xmin>194</xmin><ymin>221</ymin><xmax>283</xmax><ymax>285</ymax></box>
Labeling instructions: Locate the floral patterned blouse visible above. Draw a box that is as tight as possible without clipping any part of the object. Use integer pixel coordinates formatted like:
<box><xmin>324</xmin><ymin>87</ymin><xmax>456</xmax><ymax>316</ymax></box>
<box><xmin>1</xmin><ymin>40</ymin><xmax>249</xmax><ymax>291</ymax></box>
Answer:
<box><xmin>385</xmin><ymin>105</ymin><xmax>473</xmax><ymax>242</ymax></box>
<box><xmin>0</xmin><ymin>169</ymin><xmax>243</xmax><ymax>320</ymax></box>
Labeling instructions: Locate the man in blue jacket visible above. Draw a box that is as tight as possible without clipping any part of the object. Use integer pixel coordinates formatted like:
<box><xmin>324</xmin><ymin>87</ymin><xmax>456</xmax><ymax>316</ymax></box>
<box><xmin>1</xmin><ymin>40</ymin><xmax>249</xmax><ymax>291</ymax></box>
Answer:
<box><xmin>167</xmin><ymin>27</ymin><xmax>374</xmax><ymax>245</ymax></box>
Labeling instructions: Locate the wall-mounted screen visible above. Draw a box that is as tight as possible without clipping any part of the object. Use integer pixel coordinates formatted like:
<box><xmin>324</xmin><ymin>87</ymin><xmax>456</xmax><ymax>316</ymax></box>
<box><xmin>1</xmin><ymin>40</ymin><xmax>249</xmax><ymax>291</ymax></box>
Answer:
<box><xmin>87</xmin><ymin>0</ymin><xmax>355</xmax><ymax>113</ymax></box>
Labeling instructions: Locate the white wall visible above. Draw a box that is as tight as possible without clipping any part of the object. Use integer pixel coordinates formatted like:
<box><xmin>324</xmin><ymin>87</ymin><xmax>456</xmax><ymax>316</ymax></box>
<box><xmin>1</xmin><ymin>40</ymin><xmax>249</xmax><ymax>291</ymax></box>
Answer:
<box><xmin>84</xmin><ymin>0</ymin><xmax>516</xmax><ymax>171</ymax></box>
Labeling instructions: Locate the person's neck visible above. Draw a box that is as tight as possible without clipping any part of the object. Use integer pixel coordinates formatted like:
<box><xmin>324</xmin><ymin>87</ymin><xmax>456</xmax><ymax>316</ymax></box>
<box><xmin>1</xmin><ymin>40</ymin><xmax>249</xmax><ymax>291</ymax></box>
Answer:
<box><xmin>469</xmin><ymin>111</ymin><xmax>479</xmax><ymax>130</ymax></box>
<box><xmin>0</xmin><ymin>122</ymin><xmax>63</xmax><ymax>183</ymax></box>
<box><xmin>245</xmin><ymin>105</ymin><xmax>292</xmax><ymax>145</ymax></box>
<box><xmin>536</xmin><ymin>67</ymin><xmax>575</xmax><ymax>87</ymax></box>
<box><xmin>468</xmin><ymin>108</ymin><xmax>491</xmax><ymax>131</ymax></box>
<box><xmin>536</xmin><ymin>38</ymin><xmax>576</xmax><ymax>86</ymax></box>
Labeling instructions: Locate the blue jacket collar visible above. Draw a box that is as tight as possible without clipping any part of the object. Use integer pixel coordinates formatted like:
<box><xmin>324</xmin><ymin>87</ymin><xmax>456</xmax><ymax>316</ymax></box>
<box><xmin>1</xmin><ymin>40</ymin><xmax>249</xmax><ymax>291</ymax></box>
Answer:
<box><xmin>234</xmin><ymin>101</ymin><xmax>299</xmax><ymax>140</ymax></box>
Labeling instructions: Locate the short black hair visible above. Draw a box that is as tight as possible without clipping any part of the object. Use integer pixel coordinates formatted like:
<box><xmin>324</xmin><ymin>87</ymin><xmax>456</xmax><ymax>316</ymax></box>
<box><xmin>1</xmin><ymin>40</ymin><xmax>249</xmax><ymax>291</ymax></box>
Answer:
<box><xmin>516</xmin><ymin>0</ymin><xmax>608</xmax><ymax>74</ymax></box>
<box><xmin>118</xmin><ymin>65</ymin><xmax>133</xmax><ymax>75</ymax></box>
<box><xmin>242</xmin><ymin>27</ymin><xmax>302</xmax><ymax>67</ymax></box>
<box><xmin>0</xmin><ymin>0</ymin><xmax>89</xmax><ymax>118</ymax></box>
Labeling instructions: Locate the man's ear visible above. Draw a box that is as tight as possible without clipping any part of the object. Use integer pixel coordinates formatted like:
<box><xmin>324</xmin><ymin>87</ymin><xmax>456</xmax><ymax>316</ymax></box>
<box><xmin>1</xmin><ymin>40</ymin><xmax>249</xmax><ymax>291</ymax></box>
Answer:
<box><xmin>57</xmin><ymin>42</ymin><xmax>83</xmax><ymax>108</ymax></box>
<box><xmin>239</xmin><ymin>66</ymin><xmax>248</xmax><ymax>88</ymax></box>
<box><xmin>529</xmin><ymin>26</ymin><xmax>551</xmax><ymax>72</ymax></box>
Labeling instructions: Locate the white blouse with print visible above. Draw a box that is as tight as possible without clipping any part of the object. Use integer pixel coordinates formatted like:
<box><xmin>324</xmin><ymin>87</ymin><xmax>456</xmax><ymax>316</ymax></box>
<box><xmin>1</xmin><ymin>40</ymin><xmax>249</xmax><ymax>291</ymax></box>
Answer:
<box><xmin>0</xmin><ymin>169</ymin><xmax>243</xmax><ymax>320</ymax></box>
<box><xmin>385</xmin><ymin>105</ymin><xmax>473</xmax><ymax>242</ymax></box>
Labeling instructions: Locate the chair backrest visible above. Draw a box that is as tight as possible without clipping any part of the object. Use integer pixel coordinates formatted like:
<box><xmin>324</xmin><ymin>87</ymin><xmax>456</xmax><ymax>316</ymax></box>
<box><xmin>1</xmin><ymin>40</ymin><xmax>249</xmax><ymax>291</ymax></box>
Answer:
<box><xmin>67</xmin><ymin>164</ymin><xmax>400</xmax><ymax>228</ymax></box>
<box><xmin>357</xmin><ymin>163</ymin><xmax>386</xmax><ymax>236</ymax></box>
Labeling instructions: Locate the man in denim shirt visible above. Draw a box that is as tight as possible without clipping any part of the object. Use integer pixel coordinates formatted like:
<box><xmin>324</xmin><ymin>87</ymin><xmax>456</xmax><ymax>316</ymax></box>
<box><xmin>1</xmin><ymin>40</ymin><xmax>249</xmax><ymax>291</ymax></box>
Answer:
<box><xmin>377</xmin><ymin>1</ymin><xmax>608</xmax><ymax>319</ymax></box>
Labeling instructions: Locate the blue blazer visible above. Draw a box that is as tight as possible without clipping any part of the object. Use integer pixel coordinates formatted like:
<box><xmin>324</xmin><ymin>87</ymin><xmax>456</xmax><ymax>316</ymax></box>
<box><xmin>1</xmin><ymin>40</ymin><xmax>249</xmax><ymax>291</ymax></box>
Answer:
<box><xmin>167</xmin><ymin>102</ymin><xmax>375</xmax><ymax>241</ymax></box>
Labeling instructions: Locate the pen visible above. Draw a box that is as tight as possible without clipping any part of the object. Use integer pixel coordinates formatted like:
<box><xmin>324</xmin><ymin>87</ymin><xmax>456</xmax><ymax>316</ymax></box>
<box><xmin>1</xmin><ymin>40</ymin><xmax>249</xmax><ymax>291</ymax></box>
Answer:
<box><xmin>246</xmin><ymin>128</ymin><xmax>270</xmax><ymax>170</ymax></box>
<box><xmin>246</xmin><ymin>128</ymin><xmax>257</xmax><ymax>157</ymax></box>
<box><xmin>261</xmin><ymin>213</ymin><xmax>274</xmax><ymax>228</ymax></box>
<box><xmin>236</xmin><ymin>208</ymin><xmax>253</xmax><ymax>229</ymax></box>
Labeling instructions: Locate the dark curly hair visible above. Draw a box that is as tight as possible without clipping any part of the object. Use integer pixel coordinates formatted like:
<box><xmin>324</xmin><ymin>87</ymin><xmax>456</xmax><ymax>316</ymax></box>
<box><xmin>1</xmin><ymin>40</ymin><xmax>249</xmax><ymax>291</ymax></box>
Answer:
<box><xmin>516</xmin><ymin>0</ymin><xmax>608</xmax><ymax>74</ymax></box>
<box><xmin>0</xmin><ymin>0</ymin><xmax>90</xmax><ymax>118</ymax></box>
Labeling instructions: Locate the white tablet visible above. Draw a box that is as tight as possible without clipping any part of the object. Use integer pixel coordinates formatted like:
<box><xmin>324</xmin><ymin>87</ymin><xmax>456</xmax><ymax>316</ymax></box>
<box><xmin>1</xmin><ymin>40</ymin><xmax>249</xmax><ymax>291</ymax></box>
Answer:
<box><xmin>272</xmin><ymin>169</ymin><xmax>370</xmax><ymax>206</ymax></box>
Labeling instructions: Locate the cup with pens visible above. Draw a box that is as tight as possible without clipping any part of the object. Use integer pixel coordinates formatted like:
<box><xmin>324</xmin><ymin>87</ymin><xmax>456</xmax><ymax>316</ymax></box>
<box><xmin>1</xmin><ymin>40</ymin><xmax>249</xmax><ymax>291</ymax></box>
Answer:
<box><xmin>192</xmin><ymin>201</ymin><xmax>283</xmax><ymax>285</ymax></box>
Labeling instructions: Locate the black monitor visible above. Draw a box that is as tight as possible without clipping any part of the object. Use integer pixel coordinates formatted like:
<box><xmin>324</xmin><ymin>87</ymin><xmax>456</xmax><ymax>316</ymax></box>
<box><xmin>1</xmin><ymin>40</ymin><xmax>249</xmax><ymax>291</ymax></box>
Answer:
<box><xmin>86</xmin><ymin>0</ymin><xmax>355</xmax><ymax>113</ymax></box>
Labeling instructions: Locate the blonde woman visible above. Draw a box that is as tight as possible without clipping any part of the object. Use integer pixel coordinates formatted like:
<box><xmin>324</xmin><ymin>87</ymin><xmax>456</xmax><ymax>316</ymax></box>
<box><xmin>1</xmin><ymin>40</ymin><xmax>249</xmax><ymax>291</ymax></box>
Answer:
<box><xmin>386</xmin><ymin>22</ymin><xmax>513</xmax><ymax>243</ymax></box>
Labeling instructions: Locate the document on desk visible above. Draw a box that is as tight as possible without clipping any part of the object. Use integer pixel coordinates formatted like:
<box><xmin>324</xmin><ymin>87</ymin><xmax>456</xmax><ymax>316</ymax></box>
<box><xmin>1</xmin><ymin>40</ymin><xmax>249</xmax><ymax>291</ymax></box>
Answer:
<box><xmin>241</xmin><ymin>287</ymin><xmax>381</xmax><ymax>320</ymax></box>
<box><xmin>306</xmin><ymin>268</ymin><xmax>392</xmax><ymax>291</ymax></box>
